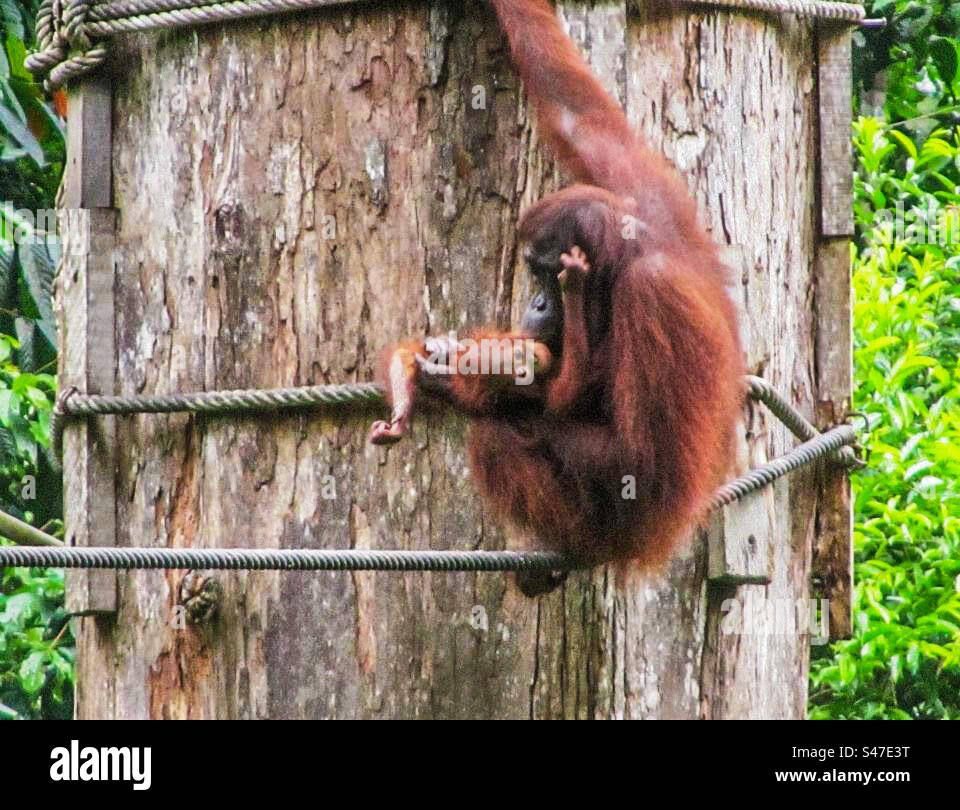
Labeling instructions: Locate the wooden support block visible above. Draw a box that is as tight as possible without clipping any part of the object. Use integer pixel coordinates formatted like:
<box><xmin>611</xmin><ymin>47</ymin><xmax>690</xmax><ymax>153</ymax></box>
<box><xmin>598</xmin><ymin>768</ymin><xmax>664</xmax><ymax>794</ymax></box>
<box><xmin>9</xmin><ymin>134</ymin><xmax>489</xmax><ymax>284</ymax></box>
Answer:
<box><xmin>815</xmin><ymin>237</ymin><xmax>852</xmax><ymax>405</ymax></box>
<box><xmin>814</xmin><ymin>461</ymin><xmax>853</xmax><ymax>639</ymax></box>
<box><xmin>708</xmin><ymin>493</ymin><xmax>774</xmax><ymax>587</ymax></box>
<box><xmin>817</xmin><ymin>22</ymin><xmax>854</xmax><ymax>238</ymax></box>
<box><xmin>707</xmin><ymin>421</ymin><xmax>774</xmax><ymax>587</ymax></box>
<box><xmin>59</xmin><ymin>78</ymin><xmax>116</xmax><ymax>614</ymax></box>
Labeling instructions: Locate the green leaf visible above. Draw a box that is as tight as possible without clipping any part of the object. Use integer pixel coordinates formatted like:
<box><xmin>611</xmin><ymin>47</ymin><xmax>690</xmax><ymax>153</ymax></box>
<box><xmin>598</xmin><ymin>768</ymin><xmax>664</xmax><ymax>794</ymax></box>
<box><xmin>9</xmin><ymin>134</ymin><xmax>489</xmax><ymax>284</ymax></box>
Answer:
<box><xmin>930</xmin><ymin>36</ymin><xmax>960</xmax><ymax>87</ymax></box>
<box><xmin>0</xmin><ymin>423</ymin><xmax>16</xmax><ymax>463</ymax></box>
<box><xmin>18</xmin><ymin>649</ymin><xmax>46</xmax><ymax>695</ymax></box>
<box><xmin>888</xmin><ymin>128</ymin><xmax>918</xmax><ymax>159</ymax></box>
<box><xmin>17</xmin><ymin>240</ymin><xmax>58</xmax><ymax>350</ymax></box>
<box><xmin>904</xmin><ymin>459</ymin><xmax>935</xmax><ymax>480</ymax></box>
<box><xmin>861</xmin><ymin>336</ymin><xmax>901</xmax><ymax>353</ymax></box>
<box><xmin>3</xmin><ymin>32</ymin><xmax>29</xmax><ymax>81</ymax></box>
<box><xmin>0</xmin><ymin>102</ymin><xmax>43</xmax><ymax>166</ymax></box>
<box><xmin>0</xmin><ymin>702</ymin><xmax>21</xmax><ymax>720</ymax></box>
<box><xmin>906</xmin><ymin>643</ymin><xmax>921</xmax><ymax>675</ymax></box>
<box><xmin>0</xmin><ymin>0</ymin><xmax>26</xmax><ymax>41</ymax></box>
<box><xmin>0</xmin><ymin>591</ymin><xmax>36</xmax><ymax>624</ymax></box>
<box><xmin>0</xmin><ymin>239</ymin><xmax>15</xmax><ymax>307</ymax></box>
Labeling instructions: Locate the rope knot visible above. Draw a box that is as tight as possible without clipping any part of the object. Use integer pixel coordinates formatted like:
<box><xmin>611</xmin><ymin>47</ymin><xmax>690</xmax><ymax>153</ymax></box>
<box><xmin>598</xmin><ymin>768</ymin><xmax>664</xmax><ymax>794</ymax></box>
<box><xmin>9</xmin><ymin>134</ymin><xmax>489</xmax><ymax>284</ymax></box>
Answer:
<box><xmin>25</xmin><ymin>0</ymin><xmax>109</xmax><ymax>90</ymax></box>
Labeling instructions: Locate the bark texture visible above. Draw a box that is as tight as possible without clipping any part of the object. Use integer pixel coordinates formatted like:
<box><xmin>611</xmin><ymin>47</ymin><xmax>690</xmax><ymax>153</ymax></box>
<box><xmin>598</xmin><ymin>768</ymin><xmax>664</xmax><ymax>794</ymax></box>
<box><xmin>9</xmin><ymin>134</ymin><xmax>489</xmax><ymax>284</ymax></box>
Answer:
<box><xmin>66</xmin><ymin>1</ymin><xmax>840</xmax><ymax>719</ymax></box>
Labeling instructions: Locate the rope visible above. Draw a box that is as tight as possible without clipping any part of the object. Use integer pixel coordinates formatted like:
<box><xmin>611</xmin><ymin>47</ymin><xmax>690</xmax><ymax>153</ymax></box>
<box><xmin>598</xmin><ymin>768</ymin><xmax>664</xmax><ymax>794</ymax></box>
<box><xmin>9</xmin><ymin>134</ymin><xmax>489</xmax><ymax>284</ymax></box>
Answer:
<box><xmin>711</xmin><ymin>423</ymin><xmax>854</xmax><ymax>508</ymax></box>
<box><xmin>52</xmin><ymin>375</ymin><xmax>862</xmax><ymax>466</ymax></box>
<box><xmin>746</xmin><ymin>375</ymin><xmax>863</xmax><ymax>468</ymax></box>
<box><xmin>2</xmin><ymin>421</ymin><xmax>857</xmax><ymax>565</ymax></box>
<box><xmin>0</xmin><ymin>546</ymin><xmax>577</xmax><ymax>570</ymax></box>
<box><xmin>694</xmin><ymin>0</ymin><xmax>863</xmax><ymax>22</ymax></box>
<box><xmin>26</xmin><ymin>0</ymin><xmax>866</xmax><ymax>89</ymax></box>
<box><xmin>51</xmin><ymin>381</ymin><xmax>385</xmax><ymax>456</ymax></box>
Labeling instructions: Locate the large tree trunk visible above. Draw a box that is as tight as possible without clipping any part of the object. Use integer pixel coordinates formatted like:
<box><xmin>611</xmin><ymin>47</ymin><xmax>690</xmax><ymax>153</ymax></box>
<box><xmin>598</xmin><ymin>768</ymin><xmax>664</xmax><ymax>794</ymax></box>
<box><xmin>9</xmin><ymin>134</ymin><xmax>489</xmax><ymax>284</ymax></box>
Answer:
<box><xmin>63</xmin><ymin>0</ymin><xmax>844</xmax><ymax>719</ymax></box>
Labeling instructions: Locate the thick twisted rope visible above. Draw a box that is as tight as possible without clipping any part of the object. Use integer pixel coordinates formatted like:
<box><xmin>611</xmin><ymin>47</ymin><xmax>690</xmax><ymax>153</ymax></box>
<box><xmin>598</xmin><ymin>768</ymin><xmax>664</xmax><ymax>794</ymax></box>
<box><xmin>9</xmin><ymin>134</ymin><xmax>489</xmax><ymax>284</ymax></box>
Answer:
<box><xmin>697</xmin><ymin>0</ymin><xmax>863</xmax><ymax>22</ymax></box>
<box><xmin>51</xmin><ymin>381</ymin><xmax>385</xmax><ymax>456</ymax></box>
<box><xmin>711</xmin><ymin>423</ymin><xmax>854</xmax><ymax>508</ymax></box>
<box><xmin>5</xmin><ymin>419</ymin><xmax>858</xmax><ymax>565</ymax></box>
<box><xmin>26</xmin><ymin>0</ymin><xmax>866</xmax><ymax>89</ymax></box>
<box><xmin>746</xmin><ymin>375</ymin><xmax>862</xmax><ymax>468</ymax></box>
<box><xmin>0</xmin><ymin>546</ymin><xmax>577</xmax><ymax>570</ymax></box>
<box><xmin>52</xmin><ymin>375</ymin><xmax>861</xmax><ymax>466</ymax></box>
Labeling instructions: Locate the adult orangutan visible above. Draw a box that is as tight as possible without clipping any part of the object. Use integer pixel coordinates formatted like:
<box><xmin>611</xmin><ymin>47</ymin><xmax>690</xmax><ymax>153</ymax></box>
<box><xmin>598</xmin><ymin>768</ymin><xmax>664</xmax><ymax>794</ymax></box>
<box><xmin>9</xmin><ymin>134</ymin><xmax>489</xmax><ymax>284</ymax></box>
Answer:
<box><xmin>373</xmin><ymin>0</ymin><xmax>744</xmax><ymax>596</ymax></box>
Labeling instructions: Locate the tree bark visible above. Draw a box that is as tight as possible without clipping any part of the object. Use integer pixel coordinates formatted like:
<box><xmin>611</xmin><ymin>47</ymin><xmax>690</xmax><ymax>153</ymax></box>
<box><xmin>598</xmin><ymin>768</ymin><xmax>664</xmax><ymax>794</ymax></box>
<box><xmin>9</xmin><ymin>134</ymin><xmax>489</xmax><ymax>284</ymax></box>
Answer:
<box><xmin>65</xmin><ymin>0</ymin><xmax>839</xmax><ymax>719</ymax></box>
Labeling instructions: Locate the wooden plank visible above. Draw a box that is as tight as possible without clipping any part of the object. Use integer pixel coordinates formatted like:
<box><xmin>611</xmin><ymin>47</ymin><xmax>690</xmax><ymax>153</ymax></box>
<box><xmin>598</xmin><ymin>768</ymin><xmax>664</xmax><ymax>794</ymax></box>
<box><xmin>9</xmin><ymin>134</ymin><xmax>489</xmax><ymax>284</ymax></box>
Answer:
<box><xmin>62</xmin><ymin>78</ymin><xmax>112</xmax><ymax>209</ymax></box>
<box><xmin>813</xmin><ymin>237</ymin><xmax>853</xmax><ymax>639</ymax></box>
<box><xmin>60</xmin><ymin>79</ymin><xmax>116</xmax><ymax>614</ymax></box>
<box><xmin>817</xmin><ymin>22</ymin><xmax>854</xmax><ymax>238</ymax></box>
<box><xmin>816</xmin><ymin>21</ymin><xmax>855</xmax><ymax>639</ymax></box>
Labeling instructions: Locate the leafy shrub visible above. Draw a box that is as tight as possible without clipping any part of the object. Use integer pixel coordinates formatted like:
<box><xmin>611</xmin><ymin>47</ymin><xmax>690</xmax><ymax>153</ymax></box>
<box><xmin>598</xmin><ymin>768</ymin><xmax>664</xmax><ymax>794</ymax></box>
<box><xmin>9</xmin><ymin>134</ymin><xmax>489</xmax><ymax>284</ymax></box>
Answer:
<box><xmin>0</xmin><ymin>239</ymin><xmax>60</xmax><ymax>525</ymax></box>
<box><xmin>855</xmin><ymin>1</ymin><xmax>960</xmax><ymax>134</ymax></box>
<box><xmin>0</xmin><ymin>562</ymin><xmax>72</xmax><ymax>719</ymax></box>
<box><xmin>853</xmin><ymin>116</ymin><xmax>960</xmax><ymax>230</ymax></box>
<box><xmin>809</xmin><ymin>121</ymin><xmax>960</xmax><ymax>719</ymax></box>
<box><xmin>0</xmin><ymin>0</ymin><xmax>69</xmax><ymax>721</ymax></box>
<box><xmin>0</xmin><ymin>1</ymin><xmax>63</xmax><ymax>527</ymax></box>
<box><xmin>0</xmin><ymin>264</ymin><xmax>66</xmax><ymax>719</ymax></box>
<box><xmin>0</xmin><ymin>0</ymin><xmax>63</xmax><ymax>210</ymax></box>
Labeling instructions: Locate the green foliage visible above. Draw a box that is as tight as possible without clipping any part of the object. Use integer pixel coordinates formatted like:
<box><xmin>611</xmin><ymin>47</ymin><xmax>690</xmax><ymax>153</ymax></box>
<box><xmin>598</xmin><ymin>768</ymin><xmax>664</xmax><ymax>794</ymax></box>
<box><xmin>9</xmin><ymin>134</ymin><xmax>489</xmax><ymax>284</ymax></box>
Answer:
<box><xmin>0</xmin><ymin>562</ymin><xmax>72</xmax><ymax>719</ymax></box>
<box><xmin>853</xmin><ymin>116</ymin><xmax>960</xmax><ymax>227</ymax></box>
<box><xmin>809</xmin><ymin>122</ymin><xmax>960</xmax><ymax>719</ymax></box>
<box><xmin>0</xmin><ymin>0</ymin><xmax>63</xmax><ymax>402</ymax></box>
<box><xmin>0</xmin><ymin>330</ymin><xmax>59</xmax><ymax>524</ymax></box>
<box><xmin>0</xmin><ymin>0</ymin><xmax>63</xmax><ymax>210</ymax></box>
<box><xmin>0</xmin><ymin>0</ymin><xmax>69</xmax><ymax>721</ymax></box>
<box><xmin>855</xmin><ymin>1</ymin><xmax>960</xmax><ymax>135</ymax></box>
<box><xmin>0</xmin><ymin>0</ymin><xmax>62</xmax><ymax>533</ymax></box>
<box><xmin>0</xmin><ymin>297</ymin><xmax>66</xmax><ymax>721</ymax></box>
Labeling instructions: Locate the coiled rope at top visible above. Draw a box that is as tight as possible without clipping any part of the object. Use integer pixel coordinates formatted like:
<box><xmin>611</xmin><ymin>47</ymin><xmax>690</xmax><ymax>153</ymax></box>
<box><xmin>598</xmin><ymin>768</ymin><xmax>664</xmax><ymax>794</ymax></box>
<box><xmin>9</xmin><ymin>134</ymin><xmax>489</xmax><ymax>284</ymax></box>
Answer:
<box><xmin>27</xmin><ymin>0</ymin><xmax>866</xmax><ymax>89</ymax></box>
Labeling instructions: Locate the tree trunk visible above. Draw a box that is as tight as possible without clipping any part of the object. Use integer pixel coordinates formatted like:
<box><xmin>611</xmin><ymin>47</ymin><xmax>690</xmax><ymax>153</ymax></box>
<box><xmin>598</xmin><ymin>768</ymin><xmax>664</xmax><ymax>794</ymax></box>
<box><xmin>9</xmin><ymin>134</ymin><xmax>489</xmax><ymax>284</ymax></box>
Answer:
<box><xmin>63</xmin><ymin>0</ymin><xmax>843</xmax><ymax>719</ymax></box>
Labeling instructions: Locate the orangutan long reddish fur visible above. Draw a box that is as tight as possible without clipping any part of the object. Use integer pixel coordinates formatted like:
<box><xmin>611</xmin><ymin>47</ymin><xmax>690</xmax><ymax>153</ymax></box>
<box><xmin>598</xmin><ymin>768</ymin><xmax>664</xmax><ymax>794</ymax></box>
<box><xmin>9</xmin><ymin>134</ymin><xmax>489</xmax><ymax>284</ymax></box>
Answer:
<box><xmin>378</xmin><ymin>0</ymin><xmax>744</xmax><ymax>572</ymax></box>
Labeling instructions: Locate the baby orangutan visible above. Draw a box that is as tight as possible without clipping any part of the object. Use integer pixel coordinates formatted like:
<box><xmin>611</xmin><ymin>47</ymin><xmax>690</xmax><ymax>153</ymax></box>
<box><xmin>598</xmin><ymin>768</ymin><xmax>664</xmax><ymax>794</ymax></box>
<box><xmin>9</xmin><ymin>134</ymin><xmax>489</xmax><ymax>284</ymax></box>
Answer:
<box><xmin>369</xmin><ymin>332</ymin><xmax>554</xmax><ymax>446</ymax></box>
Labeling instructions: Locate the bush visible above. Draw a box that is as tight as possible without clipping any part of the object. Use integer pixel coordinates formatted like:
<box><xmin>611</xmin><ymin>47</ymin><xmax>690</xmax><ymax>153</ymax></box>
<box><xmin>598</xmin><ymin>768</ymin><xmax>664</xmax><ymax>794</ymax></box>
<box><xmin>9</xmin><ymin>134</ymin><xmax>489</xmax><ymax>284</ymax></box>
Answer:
<box><xmin>0</xmin><ymin>563</ymin><xmax>72</xmax><ymax>719</ymax></box>
<box><xmin>0</xmin><ymin>0</ymin><xmax>69</xmax><ymax>720</ymax></box>
<box><xmin>809</xmin><ymin>120</ymin><xmax>960</xmax><ymax>719</ymax></box>
<box><xmin>854</xmin><ymin>1</ymin><xmax>960</xmax><ymax>132</ymax></box>
<box><xmin>0</xmin><ymin>305</ymin><xmax>68</xmax><ymax>720</ymax></box>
